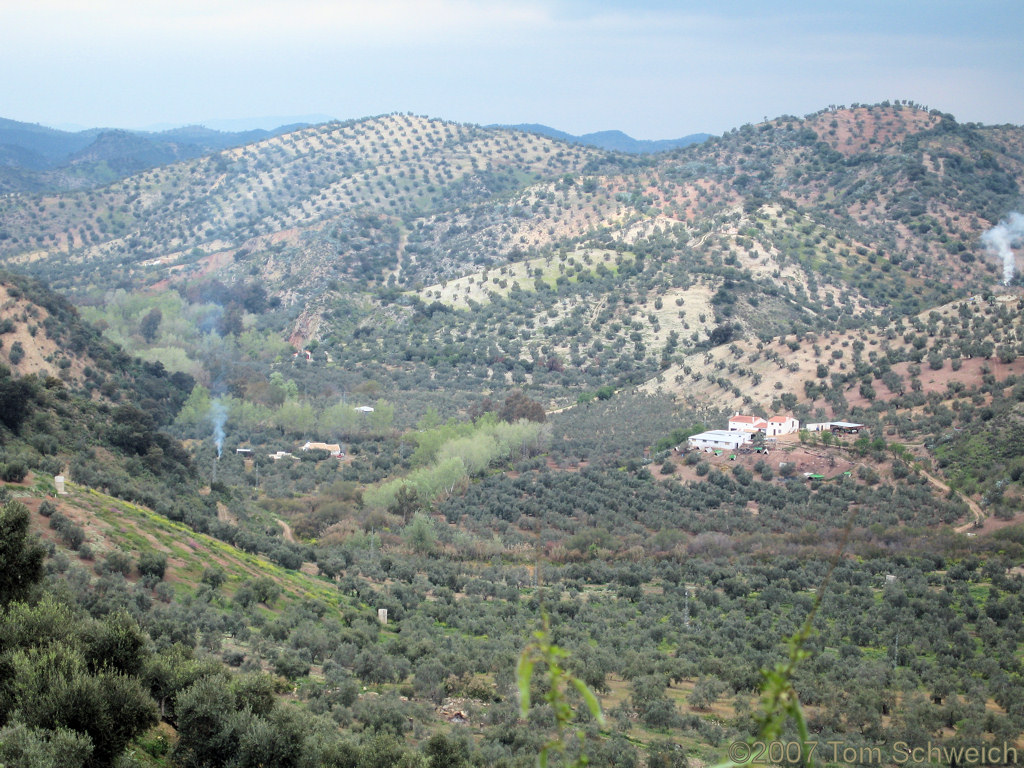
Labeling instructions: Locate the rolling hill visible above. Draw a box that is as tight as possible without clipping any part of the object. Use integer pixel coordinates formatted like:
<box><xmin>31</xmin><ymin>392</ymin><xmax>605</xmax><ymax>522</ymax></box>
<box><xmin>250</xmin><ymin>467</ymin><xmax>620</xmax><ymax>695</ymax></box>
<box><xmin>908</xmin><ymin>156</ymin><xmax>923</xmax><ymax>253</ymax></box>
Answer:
<box><xmin>0</xmin><ymin>102</ymin><xmax>1019</xmax><ymax>431</ymax></box>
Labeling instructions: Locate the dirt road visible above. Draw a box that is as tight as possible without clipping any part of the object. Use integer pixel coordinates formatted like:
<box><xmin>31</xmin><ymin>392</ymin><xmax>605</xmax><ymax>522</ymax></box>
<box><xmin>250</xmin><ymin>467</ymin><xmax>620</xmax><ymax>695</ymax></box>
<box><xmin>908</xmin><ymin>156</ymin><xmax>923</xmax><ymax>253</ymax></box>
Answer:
<box><xmin>916</xmin><ymin>468</ymin><xmax>984</xmax><ymax>533</ymax></box>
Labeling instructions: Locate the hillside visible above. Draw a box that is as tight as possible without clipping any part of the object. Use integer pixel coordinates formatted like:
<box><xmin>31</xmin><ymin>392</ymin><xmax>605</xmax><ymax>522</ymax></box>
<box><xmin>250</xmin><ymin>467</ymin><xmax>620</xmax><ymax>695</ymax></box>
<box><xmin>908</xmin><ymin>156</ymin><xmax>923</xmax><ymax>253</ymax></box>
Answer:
<box><xmin>2</xmin><ymin>102</ymin><xmax>1024</xmax><ymax>765</ymax></box>
<box><xmin>7</xmin><ymin>364</ymin><xmax>1024</xmax><ymax>767</ymax></box>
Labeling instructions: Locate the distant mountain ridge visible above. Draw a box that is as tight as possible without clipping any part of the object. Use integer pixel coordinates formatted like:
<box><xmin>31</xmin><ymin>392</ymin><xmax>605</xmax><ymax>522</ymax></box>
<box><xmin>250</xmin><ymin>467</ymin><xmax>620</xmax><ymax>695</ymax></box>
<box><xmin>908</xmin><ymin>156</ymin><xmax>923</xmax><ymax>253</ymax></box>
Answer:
<box><xmin>0</xmin><ymin>116</ymin><xmax>314</xmax><ymax>192</ymax></box>
<box><xmin>496</xmin><ymin>122</ymin><xmax>711</xmax><ymax>153</ymax></box>
<box><xmin>0</xmin><ymin>115</ymin><xmax>708</xmax><ymax>193</ymax></box>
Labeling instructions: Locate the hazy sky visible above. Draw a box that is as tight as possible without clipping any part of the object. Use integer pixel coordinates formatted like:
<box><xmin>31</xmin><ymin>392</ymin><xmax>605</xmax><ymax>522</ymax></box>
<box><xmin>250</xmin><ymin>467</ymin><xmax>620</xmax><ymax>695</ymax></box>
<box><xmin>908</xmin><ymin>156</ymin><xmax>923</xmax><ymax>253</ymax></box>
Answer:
<box><xmin>3</xmin><ymin>0</ymin><xmax>1022</xmax><ymax>137</ymax></box>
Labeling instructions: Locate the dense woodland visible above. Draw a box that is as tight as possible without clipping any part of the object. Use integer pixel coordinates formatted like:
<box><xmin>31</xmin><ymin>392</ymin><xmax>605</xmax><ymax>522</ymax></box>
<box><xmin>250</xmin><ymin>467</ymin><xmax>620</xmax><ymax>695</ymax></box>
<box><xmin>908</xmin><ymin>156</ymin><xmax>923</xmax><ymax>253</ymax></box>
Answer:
<box><xmin>0</xmin><ymin>102</ymin><xmax>1023</xmax><ymax>766</ymax></box>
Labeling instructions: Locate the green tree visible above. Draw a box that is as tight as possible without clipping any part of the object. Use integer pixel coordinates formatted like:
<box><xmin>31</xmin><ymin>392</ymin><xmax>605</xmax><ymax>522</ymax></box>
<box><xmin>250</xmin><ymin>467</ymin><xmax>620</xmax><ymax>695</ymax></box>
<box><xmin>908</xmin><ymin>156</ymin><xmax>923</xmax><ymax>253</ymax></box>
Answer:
<box><xmin>231</xmin><ymin>672</ymin><xmax>277</xmax><ymax>717</ymax></box>
<box><xmin>321</xmin><ymin>401</ymin><xmax>361</xmax><ymax>434</ymax></box>
<box><xmin>648</xmin><ymin>741</ymin><xmax>689</xmax><ymax>768</ymax></box>
<box><xmin>389</xmin><ymin>484</ymin><xmax>421</xmax><ymax>523</ymax></box>
<box><xmin>106</xmin><ymin>405</ymin><xmax>155</xmax><ymax>455</ymax></box>
<box><xmin>0</xmin><ymin>723</ymin><xmax>93</xmax><ymax>768</ymax></box>
<box><xmin>175</xmin><ymin>384</ymin><xmax>212</xmax><ymax>431</ymax></box>
<box><xmin>369</xmin><ymin>399</ymin><xmax>395</xmax><ymax>433</ymax></box>
<box><xmin>83</xmin><ymin>611</ymin><xmax>149</xmax><ymax>676</ymax></box>
<box><xmin>137</xmin><ymin>552</ymin><xmax>168</xmax><ymax>580</ymax></box>
<box><xmin>139</xmin><ymin>307</ymin><xmax>162</xmax><ymax>343</ymax></box>
<box><xmin>172</xmin><ymin>676</ymin><xmax>238</xmax><ymax>768</ymax></box>
<box><xmin>403</xmin><ymin>513</ymin><xmax>436</xmax><ymax>555</ymax></box>
<box><xmin>233</xmin><ymin>707</ymin><xmax>306</xmax><ymax>768</ymax></box>
<box><xmin>202</xmin><ymin>566</ymin><xmax>227</xmax><ymax>590</ymax></box>
<box><xmin>425</xmin><ymin>732</ymin><xmax>471</xmax><ymax>768</ymax></box>
<box><xmin>251</xmin><ymin>577</ymin><xmax>281</xmax><ymax>606</ymax></box>
<box><xmin>0</xmin><ymin>374</ymin><xmax>36</xmax><ymax>432</ymax></box>
<box><xmin>273</xmin><ymin>400</ymin><xmax>316</xmax><ymax>436</ymax></box>
<box><xmin>6</xmin><ymin>642</ymin><xmax>157</xmax><ymax>768</ymax></box>
<box><xmin>688</xmin><ymin>675</ymin><xmax>726</xmax><ymax>711</ymax></box>
<box><xmin>0</xmin><ymin>500</ymin><xmax>45</xmax><ymax>604</ymax></box>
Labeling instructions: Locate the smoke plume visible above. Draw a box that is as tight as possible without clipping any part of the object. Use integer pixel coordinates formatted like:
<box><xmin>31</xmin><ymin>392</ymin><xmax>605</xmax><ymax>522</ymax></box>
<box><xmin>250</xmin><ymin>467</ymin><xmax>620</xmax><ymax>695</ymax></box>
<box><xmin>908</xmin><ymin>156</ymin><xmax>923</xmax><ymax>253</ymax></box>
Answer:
<box><xmin>982</xmin><ymin>212</ymin><xmax>1024</xmax><ymax>285</ymax></box>
<box><xmin>211</xmin><ymin>399</ymin><xmax>227</xmax><ymax>458</ymax></box>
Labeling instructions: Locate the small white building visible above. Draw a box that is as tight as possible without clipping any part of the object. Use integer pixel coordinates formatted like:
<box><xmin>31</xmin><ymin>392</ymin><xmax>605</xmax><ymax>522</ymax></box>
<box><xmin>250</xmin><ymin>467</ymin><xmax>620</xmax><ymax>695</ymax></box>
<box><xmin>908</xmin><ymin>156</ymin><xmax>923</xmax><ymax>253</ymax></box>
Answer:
<box><xmin>766</xmin><ymin>415</ymin><xmax>800</xmax><ymax>436</ymax></box>
<box><xmin>687</xmin><ymin>430</ymin><xmax>752</xmax><ymax>452</ymax></box>
<box><xmin>301</xmin><ymin>441</ymin><xmax>344</xmax><ymax>457</ymax></box>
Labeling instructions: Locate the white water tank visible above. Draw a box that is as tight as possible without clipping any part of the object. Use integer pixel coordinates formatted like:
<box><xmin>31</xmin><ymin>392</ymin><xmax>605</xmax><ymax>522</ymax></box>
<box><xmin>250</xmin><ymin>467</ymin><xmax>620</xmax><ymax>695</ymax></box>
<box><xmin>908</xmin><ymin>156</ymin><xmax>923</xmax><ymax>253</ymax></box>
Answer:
<box><xmin>377</xmin><ymin>608</ymin><xmax>388</xmax><ymax>625</ymax></box>
<box><xmin>54</xmin><ymin>475</ymin><xmax>66</xmax><ymax>495</ymax></box>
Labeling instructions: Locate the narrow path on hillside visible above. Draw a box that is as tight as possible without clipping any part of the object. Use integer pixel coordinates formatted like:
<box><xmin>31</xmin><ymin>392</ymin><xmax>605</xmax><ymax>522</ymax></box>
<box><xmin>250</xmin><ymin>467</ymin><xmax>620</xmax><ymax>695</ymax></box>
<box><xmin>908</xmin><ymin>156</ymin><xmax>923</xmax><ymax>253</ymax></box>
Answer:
<box><xmin>689</xmin><ymin>229</ymin><xmax>714</xmax><ymax>250</ymax></box>
<box><xmin>546</xmin><ymin>403</ymin><xmax>576</xmax><ymax>416</ymax></box>
<box><xmin>392</xmin><ymin>229</ymin><xmax>410</xmax><ymax>282</ymax></box>
<box><xmin>916</xmin><ymin>467</ymin><xmax>984</xmax><ymax>533</ymax></box>
<box><xmin>278</xmin><ymin>519</ymin><xmax>297</xmax><ymax>543</ymax></box>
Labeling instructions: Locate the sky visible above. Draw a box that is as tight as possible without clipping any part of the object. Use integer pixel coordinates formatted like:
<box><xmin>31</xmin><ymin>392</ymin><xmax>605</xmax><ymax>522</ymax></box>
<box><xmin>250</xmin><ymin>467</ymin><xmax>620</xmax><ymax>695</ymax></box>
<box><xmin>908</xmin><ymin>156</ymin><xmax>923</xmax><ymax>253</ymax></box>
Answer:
<box><xmin>2</xmin><ymin>0</ymin><xmax>1022</xmax><ymax>138</ymax></box>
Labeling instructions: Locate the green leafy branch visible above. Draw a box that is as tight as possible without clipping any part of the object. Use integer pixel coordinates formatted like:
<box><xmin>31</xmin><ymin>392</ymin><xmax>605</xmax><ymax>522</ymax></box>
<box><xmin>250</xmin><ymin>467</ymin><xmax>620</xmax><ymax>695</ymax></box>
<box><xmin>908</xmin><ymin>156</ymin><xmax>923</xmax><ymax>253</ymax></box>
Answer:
<box><xmin>517</xmin><ymin>613</ymin><xmax>606</xmax><ymax>768</ymax></box>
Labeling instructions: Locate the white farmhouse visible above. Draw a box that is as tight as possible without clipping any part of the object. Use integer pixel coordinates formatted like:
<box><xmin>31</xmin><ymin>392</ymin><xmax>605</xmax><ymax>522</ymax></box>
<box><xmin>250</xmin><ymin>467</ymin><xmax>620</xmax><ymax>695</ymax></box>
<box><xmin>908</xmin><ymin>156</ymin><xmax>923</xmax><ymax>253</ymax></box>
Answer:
<box><xmin>766</xmin><ymin>415</ymin><xmax>800</xmax><ymax>436</ymax></box>
<box><xmin>728</xmin><ymin>414</ymin><xmax>767</xmax><ymax>433</ymax></box>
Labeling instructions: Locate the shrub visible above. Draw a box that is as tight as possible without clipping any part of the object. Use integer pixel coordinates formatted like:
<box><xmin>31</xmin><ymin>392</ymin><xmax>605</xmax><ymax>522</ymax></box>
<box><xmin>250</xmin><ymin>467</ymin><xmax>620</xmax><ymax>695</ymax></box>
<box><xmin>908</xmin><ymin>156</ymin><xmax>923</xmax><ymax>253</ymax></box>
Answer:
<box><xmin>98</xmin><ymin>551</ymin><xmax>133</xmax><ymax>576</ymax></box>
<box><xmin>273</xmin><ymin>650</ymin><xmax>311</xmax><ymax>680</ymax></box>
<box><xmin>202</xmin><ymin>566</ymin><xmax>227</xmax><ymax>590</ymax></box>
<box><xmin>137</xmin><ymin>552</ymin><xmax>167</xmax><ymax>580</ymax></box>
<box><xmin>154</xmin><ymin>582</ymin><xmax>175</xmax><ymax>603</ymax></box>
<box><xmin>1</xmin><ymin>462</ymin><xmax>28</xmax><ymax>482</ymax></box>
<box><xmin>251</xmin><ymin>577</ymin><xmax>281</xmax><ymax>605</ymax></box>
<box><xmin>49</xmin><ymin>510</ymin><xmax>86</xmax><ymax>549</ymax></box>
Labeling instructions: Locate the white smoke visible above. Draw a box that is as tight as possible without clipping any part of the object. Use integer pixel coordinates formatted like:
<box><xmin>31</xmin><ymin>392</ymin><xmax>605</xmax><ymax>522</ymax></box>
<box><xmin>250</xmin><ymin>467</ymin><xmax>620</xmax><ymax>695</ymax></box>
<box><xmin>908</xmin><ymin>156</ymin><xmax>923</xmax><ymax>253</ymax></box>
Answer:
<box><xmin>211</xmin><ymin>399</ymin><xmax>227</xmax><ymax>458</ymax></box>
<box><xmin>981</xmin><ymin>212</ymin><xmax>1024</xmax><ymax>285</ymax></box>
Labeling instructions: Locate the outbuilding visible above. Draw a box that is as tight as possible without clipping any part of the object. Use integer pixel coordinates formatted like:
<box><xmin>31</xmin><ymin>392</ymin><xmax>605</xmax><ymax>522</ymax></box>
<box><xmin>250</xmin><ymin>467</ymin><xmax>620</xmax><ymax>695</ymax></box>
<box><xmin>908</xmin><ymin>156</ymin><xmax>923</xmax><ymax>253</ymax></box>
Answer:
<box><xmin>805</xmin><ymin>421</ymin><xmax>864</xmax><ymax>434</ymax></box>
<box><xmin>829</xmin><ymin>421</ymin><xmax>864</xmax><ymax>434</ymax></box>
<box><xmin>301</xmin><ymin>441</ymin><xmax>345</xmax><ymax>457</ymax></box>
<box><xmin>686</xmin><ymin>430</ymin><xmax>753</xmax><ymax>452</ymax></box>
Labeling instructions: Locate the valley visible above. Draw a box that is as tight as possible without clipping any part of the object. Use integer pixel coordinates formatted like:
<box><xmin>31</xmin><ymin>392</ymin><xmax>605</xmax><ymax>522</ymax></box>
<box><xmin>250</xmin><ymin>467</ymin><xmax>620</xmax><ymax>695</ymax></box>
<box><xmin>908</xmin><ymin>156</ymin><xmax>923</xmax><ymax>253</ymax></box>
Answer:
<box><xmin>0</xmin><ymin>101</ymin><xmax>1023</xmax><ymax>768</ymax></box>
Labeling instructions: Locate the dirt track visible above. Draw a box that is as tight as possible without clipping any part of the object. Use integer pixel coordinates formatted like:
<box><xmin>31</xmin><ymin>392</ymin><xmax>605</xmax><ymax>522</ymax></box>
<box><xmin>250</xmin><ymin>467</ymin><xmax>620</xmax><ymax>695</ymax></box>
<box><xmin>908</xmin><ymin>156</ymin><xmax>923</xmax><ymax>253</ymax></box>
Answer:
<box><xmin>915</xmin><ymin>468</ymin><xmax>984</xmax><ymax>533</ymax></box>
